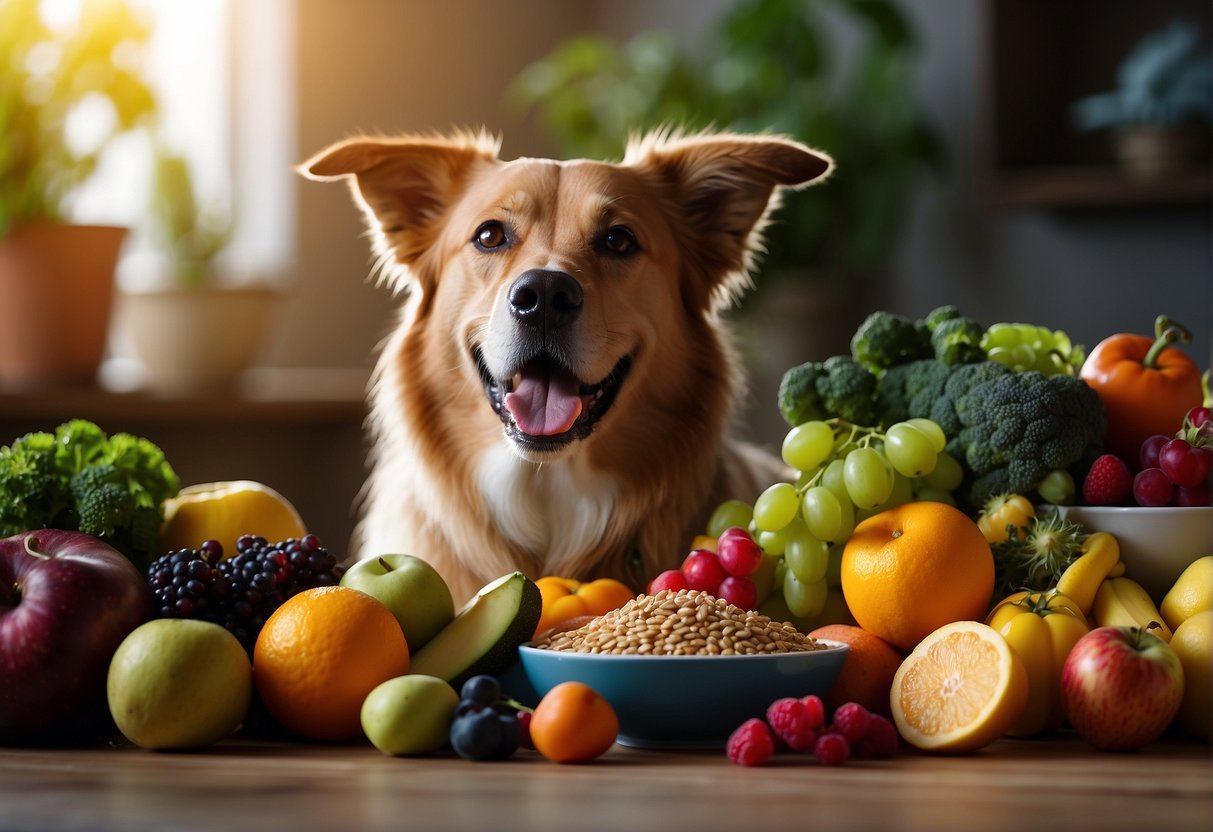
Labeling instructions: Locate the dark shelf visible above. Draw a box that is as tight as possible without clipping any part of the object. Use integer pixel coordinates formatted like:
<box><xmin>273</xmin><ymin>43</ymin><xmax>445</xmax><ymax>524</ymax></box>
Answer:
<box><xmin>987</xmin><ymin>164</ymin><xmax>1213</xmax><ymax>209</ymax></box>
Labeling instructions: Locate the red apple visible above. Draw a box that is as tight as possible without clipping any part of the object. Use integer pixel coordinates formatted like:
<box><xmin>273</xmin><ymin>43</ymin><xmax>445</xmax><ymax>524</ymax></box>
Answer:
<box><xmin>1061</xmin><ymin>625</ymin><xmax>1184</xmax><ymax>751</ymax></box>
<box><xmin>0</xmin><ymin>530</ymin><xmax>153</xmax><ymax>744</ymax></box>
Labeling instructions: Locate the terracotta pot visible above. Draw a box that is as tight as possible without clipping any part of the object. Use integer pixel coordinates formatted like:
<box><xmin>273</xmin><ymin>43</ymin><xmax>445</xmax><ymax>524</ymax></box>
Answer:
<box><xmin>120</xmin><ymin>284</ymin><xmax>282</xmax><ymax>394</ymax></box>
<box><xmin>0</xmin><ymin>224</ymin><xmax>127</xmax><ymax>388</ymax></box>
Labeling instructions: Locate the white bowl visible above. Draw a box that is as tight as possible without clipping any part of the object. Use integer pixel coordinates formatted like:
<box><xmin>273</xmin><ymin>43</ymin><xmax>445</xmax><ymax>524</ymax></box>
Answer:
<box><xmin>1056</xmin><ymin>505</ymin><xmax>1213</xmax><ymax>603</ymax></box>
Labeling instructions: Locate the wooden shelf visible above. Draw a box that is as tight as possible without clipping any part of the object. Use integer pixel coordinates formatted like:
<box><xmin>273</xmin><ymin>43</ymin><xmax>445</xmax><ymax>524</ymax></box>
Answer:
<box><xmin>983</xmin><ymin>0</ymin><xmax>1213</xmax><ymax>210</ymax></box>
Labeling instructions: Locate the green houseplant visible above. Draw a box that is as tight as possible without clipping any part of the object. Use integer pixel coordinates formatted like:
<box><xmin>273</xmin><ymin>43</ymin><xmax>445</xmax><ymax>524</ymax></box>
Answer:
<box><xmin>1070</xmin><ymin>19</ymin><xmax>1213</xmax><ymax>177</ymax></box>
<box><xmin>0</xmin><ymin>0</ymin><xmax>157</xmax><ymax>387</ymax></box>
<box><xmin>510</xmin><ymin>0</ymin><xmax>942</xmax><ymax>285</ymax></box>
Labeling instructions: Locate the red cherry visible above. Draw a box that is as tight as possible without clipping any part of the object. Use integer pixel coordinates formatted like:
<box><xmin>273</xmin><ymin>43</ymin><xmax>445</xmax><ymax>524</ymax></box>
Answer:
<box><xmin>1159</xmin><ymin>438</ymin><xmax>1210</xmax><ymax>488</ymax></box>
<box><xmin>680</xmin><ymin>549</ymin><xmax>728</xmax><ymax>593</ymax></box>
<box><xmin>716</xmin><ymin>576</ymin><xmax>758</xmax><ymax>610</ymax></box>
<box><xmin>1138</xmin><ymin>435</ymin><xmax>1170</xmax><ymax>471</ymax></box>
<box><xmin>716</xmin><ymin>526</ymin><xmax>763</xmax><ymax>577</ymax></box>
<box><xmin>647</xmin><ymin>569</ymin><xmax>689</xmax><ymax>595</ymax></box>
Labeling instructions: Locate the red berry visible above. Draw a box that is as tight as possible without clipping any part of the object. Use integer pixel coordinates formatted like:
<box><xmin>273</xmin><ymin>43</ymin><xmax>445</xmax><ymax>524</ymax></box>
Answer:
<box><xmin>855</xmin><ymin>714</ymin><xmax>900</xmax><ymax>759</ymax></box>
<box><xmin>716</xmin><ymin>527</ymin><xmax>762</xmax><ymax>577</ymax></box>
<box><xmin>1133</xmin><ymin>467</ymin><xmax>1173</xmax><ymax>507</ymax></box>
<box><xmin>1159</xmin><ymin>438</ymin><xmax>1210</xmax><ymax>488</ymax></box>
<box><xmin>799</xmin><ymin>694</ymin><xmax>826</xmax><ymax>731</ymax></box>
<box><xmin>1139</xmin><ymin>434</ymin><xmax>1170</xmax><ymax>471</ymax></box>
<box><xmin>766</xmin><ymin>697</ymin><xmax>818</xmax><ymax>751</ymax></box>
<box><xmin>830</xmin><ymin>702</ymin><xmax>872</xmax><ymax>745</ymax></box>
<box><xmin>1186</xmin><ymin>406</ymin><xmax>1213</xmax><ymax>429</ymax></box>
<box><xmin>517</xmin><ymin>710</ymin><xmax>533</xmax><ymax>749</ymax></box>
<box><xmin>716</xmin><ymin>576</ymin><xmax>757</xmax><ymax>610</ymax></box>
<box><xmin>726</xmin><ymin>718</ymin><xmax>774</xmax><ymax>766</ymax></box>
<box><xmin>680</xmin><ymin>549</ymin><xmax>728</xmax><ymax>593</ymax></box>
<box><xmin>1082</xmin><ymin>454</ymin><xmax>1133</xmax><ymax>505</ymax></box>
<box><xmin>647</xmin><ymin>569</ymin><xmax>689</xmax><ymax>595</ymax></box>
<box><xmin>813</xmin><ymin>731</ymin><xmax>851</xmax><ymax>766</ymax></box>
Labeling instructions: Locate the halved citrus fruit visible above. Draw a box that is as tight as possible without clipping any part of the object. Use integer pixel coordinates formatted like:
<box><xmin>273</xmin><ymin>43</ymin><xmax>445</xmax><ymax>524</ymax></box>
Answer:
<box><xmin>890</xmin><ymin>620</ymin><xmax>1027</xmax><ymax>753</ymax></box>
<box><xmin>159</xmin><ymin>480</ymin><xmax>307</xmax><ymax>557</ymax></box>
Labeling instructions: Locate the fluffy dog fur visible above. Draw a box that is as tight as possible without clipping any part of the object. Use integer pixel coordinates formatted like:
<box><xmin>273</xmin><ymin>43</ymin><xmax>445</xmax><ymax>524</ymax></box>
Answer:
<box><xmin>303</xmin><ymin>129</ymin><xmax>832</xmax><ymax>602</ymax></box>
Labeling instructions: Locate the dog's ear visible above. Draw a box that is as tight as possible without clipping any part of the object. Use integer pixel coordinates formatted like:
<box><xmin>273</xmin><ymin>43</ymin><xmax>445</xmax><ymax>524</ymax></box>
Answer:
<box><xmin>300</xmin><ymin>131</ymin><xmax>501</xmax><ymax>291</ymax></box>
<box><xmin>624</xmin><ymin>130</ymin><xmax>832</xmax><ymax>311</ymax></box>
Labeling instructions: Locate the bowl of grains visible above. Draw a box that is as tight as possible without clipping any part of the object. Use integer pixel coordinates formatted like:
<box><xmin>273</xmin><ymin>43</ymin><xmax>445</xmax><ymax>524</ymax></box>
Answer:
<box><xmin>518</xmin><ymin>589</ymin><xmax>848</xmax><ymax>748</ymax></box>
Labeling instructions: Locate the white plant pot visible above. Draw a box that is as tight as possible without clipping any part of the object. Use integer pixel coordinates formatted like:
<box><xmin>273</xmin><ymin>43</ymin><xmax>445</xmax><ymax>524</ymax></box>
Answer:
<box><xmin>120</xmin><ymin>285</ymin><xmax>281</xmax><ymax>394</ymax></box>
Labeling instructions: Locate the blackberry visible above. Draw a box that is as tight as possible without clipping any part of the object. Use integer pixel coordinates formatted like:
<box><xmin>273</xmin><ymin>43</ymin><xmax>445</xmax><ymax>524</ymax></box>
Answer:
<box><xmin>147</xmin><ymin>533</ymin><xmax>346</xmax><ymax>653</ymax></box>
<box><xmin>146</xmin><ymin>540</ymin><xmax>227</xmax><ymax>622</ymax></box>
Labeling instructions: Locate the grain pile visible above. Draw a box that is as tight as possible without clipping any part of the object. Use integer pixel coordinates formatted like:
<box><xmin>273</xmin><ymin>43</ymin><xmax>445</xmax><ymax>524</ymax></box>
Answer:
<box><xmin>533</xmin><ymin>589</ymin><xmax>825</xmax><ymax>656</ymax></box>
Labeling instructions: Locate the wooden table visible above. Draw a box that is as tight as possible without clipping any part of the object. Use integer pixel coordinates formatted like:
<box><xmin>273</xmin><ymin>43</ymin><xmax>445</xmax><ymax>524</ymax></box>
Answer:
<box><xmin>2</xmin><ymin>735</ymin><xmax>1209</xmax><ymax>832</ymax></box>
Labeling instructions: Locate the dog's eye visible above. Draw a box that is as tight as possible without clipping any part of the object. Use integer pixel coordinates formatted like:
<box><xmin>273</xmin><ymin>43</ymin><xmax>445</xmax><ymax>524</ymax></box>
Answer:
<box><xmin>601</xmin><ymin>226</ymin><xmax>638</xmax><ymax>256</ymax></box>
<box><xmin>473</xmin><ymin>221</ymin><xmax>509</xmax><ymax>251</ymax></box>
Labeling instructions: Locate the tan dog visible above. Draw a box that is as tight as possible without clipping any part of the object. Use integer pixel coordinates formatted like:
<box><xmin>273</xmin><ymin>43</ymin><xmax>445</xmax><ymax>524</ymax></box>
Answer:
<box><xmin>303</xmin><ymin>130</ymin><xmax>832</xmax><ymax>602</ymax></box>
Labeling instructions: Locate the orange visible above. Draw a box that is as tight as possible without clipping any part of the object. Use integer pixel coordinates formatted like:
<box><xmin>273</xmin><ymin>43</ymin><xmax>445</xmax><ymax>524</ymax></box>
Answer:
<box><xmin>809</xmin><ymin>624</ymin><xmax>902</xmax><ymax>718</ymax></box>
<box><xmin>534</xmin><ymin>576</ymin><xmax>636</xmax><ymax>637</ymax></box>
<box><xmin>160</xmin><ymin>480</ymin><xmax>308</xmax><ymax>557</ymax></box>
<box><xmin>530</xmin><ymin>681</ymin><xmax>618</xmax><ymax>763</ymax></box>
<box><xmin>841</xmin><ymin>502</ymin><xmax>994</xmax><ymax>651</ymax></box>
<box><xmin>253</xmin><ymin>586</ymin><xmax>408</xmax><ymax>741</ymax></box>
<box><xmin>890</xmin><ymin>620</ymin><xmax>1028</xmax><ymax>753</ymax></box>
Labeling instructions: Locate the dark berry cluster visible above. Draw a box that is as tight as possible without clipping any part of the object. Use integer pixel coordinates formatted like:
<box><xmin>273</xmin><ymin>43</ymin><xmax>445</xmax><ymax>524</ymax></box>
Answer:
<box><xmin>146</xmin><ymin>534</ymin><xmax>346</xmax><ymax>651</ymax></box>
<box><xmin>449</xmin><ymin>675</ymin><xmax>530</xmax><ymax>761</ymax></box>
<box><xmin>726</xmin><ymin>697</ymin><xmax>899</xmax><ymax>767</ymax></box>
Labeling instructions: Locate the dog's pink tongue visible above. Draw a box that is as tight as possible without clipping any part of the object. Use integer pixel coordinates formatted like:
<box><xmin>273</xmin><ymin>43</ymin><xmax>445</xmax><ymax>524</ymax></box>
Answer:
<box><xmin>505</xmin><ymin>365</ymin><xmax>583</xmax><ymax>436</ymax></box>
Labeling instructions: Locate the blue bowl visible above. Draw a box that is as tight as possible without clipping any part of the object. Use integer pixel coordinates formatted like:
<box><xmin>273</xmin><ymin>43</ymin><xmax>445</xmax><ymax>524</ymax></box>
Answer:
<box><xmin>517</xmin><ymin>641</ymin><xmax>849</xmax><ymax>749</ymax></box>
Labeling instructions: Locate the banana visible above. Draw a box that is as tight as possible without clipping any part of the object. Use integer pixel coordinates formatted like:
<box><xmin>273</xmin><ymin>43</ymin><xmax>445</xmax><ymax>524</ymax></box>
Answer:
<box><xmin>1092</xmin><ymin>576</ymin><xmax>1173</xmax><ymax>642</ymax></box>
<box><xmin>1055</xmin><ymin>531</ymin><xmax>1121</xmax><ymax>617</ymax></box>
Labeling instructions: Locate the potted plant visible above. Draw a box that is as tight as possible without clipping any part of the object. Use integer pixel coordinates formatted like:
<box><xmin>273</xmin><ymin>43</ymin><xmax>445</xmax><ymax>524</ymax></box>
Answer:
<box><xmin>509</xmin><ymin>0</ymin><xmax>941</xmax><ymax>440</ymax></box>
<box><xmin>119</xmin><ymin>148</ymin><xmax>282</xmax><ymax>394</ymax></box>
<box><xmin>1070</xmin><ymin>19</ymin><xmax>1213</xmax><ymax>178</ymax></box>
<box><xmin>0</xmin><ymin>0</ymin><xmax>157</xmax><ymax>387</ymax></box>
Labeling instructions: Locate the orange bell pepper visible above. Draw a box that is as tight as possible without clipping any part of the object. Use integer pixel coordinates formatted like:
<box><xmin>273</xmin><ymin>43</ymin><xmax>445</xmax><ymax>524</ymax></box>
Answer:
<box><xmin>1079</xmin><ymin>315</ymin><xmax>1204</xmax><ymax>461</ymax></box>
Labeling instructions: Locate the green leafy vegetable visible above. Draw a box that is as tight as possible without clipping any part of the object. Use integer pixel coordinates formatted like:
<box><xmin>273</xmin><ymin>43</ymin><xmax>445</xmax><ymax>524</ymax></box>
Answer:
<box><xmin>0</xmin><ymin>419</ymin><xmax>180</xmax><ymax>569</ymax></box>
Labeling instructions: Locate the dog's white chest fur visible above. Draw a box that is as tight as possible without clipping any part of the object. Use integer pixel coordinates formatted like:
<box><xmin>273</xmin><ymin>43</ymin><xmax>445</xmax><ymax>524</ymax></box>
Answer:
<box><xmin>476</xmin><ymin>444</ymin><xmax>617</xmax><ymax>572</ymax></box>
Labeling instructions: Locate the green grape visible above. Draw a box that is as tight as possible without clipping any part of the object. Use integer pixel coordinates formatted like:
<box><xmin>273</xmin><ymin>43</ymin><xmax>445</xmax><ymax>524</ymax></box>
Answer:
<box><xmin>914</xmin><ymin>486</ymin><xmax>956</xmax><ymax>505</ymax></box>
<box><xmin>750</xmin><ymin>553</ymin><xmax>782</xmax><ymax>605</ymax></box>
<box><xmin>1038</xmin><ymin>468</ymin><xmax>1076</xmax><ymax>505</ymax></box>
<box><xmin>756</xmin><ymin>528</ymin><xmax>788</xmax><ymax>555</ymax></box>
<box><xmin>833</xmin><ymin>496</ymin><xmax>855</xmax><ymax>543</ymax></box>
<box><xmin>987</xmin><ymin>346</ymin><xmax>1015</xmax><ymax>368</ymax></box>
<box><xmin>785</xmin><ymin>527</ymin><xmax>829</xmax><ymax>584</ymax></box>
<box><xmin>982</xmin><ymin>322</ymin><xmax>1021</xmax><ymax>349</ymax></box>
<box><xmin>843</xmin><ymin>446</ymin><xmax>894</xmax><ymax>509</ymax></box>
<box><xmin>884</xmin><ymin>422</ymin><xmax>939</xmax><ymax>477</ymax></box>
<box><xmin>922</xmin><ymin>450</ymin><xmax>963</xmax><ymax>491</ymax></box>
<box><xmin>1032</xmin><ymin>325</ymin><xmax>1056</xmax><ymax>349</ymax></box>
<box><xmin>905</xmin><ymin>418</ymin><xmax>946</xmax><ymax>453</ymax></box>
<box><xmin>781</xmin><ymin>420</ymin><xmax>835</xmax><ymax>472</ymax></box>
<box><xmin>826</xmin><ymin>545</ymin><xmax>845</xmax><ymax>588</ymax></box>
<box><xmin>753</xmin><ymin>482</ymin><xmax>799</xmax><ymax>533</ymax></box>
<box><xmin>1011</xmin><ymin>343</ymin><xmax>1036</xmax><ymax>368</ymax></box>
<box><xmin>783</xmin><ymin>568</ymin><xmax>828</xmax><ymax>618</ymax></box>
<box><xmin>801</xmin><ymin>486</ymin><xmax>842</xmax><ymax>542</ymax></box>
<box><xmin>1053</xmin><ymin>330</ymin><xmax>1073</xmax><ymax>355</ymax></box>
<box><xmin>706</xmin><ymin>499</ymin><xmax>753</xmax><ymax>538</ymax></box>
<box><xmin>821</xmin><ymin>458</ymin><xmax>849</xmax><ymax>504</ymax></box>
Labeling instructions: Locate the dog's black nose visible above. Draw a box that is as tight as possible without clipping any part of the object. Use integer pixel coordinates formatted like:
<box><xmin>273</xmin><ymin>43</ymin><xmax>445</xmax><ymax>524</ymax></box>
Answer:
<box><xmin>507</xmin><ymin>269</ymin><xmax>583</xmax><ymax>332</ymax></box>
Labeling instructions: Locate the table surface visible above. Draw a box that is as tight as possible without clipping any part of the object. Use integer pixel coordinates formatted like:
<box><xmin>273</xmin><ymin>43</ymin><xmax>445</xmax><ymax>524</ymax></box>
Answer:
<box><xmin>1</xmin><ymin>734</ymin><xmax>1209</xmax><ymax>832</ymax></box>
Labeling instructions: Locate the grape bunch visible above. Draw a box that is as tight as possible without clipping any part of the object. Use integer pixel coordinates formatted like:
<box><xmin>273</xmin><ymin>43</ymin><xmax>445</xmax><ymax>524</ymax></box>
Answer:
<box><xmin>449</xmin><ymin>675</ymin><xmax>528</xmax><ymax>761</ymax></box>
<box><xmin>1133</xmin><ymin>406</ymin><xmax>1212</xmax><ymax>507</ymax></box>
<box><xmin>981</xmin><ymin>322</ymin><xmax>1084</xmax><ymax>376</ymax></box>
<box><xmin>146</xmin><ymin>533</ymin><xmax>346</xmax><ymax>651</ymax></box>
<box><xmin>706</xmin><ymin>417</ymin><xmax>957</xmax><ymax>619</ymax></box>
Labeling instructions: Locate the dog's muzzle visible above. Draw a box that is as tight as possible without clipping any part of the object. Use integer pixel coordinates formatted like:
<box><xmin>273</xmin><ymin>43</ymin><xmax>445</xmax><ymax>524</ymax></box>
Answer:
<box><xmin>474</xmin><ymin>269</ymin><xmax>631</xmax><ymax>453</ymax></box>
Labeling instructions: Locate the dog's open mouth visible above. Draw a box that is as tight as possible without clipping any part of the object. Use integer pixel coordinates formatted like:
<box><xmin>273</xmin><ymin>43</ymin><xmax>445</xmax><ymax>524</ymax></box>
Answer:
<box><xmin>475</xmin><ymin>349</ymin><xmax>632</xmax><ymax>450</ymax></box>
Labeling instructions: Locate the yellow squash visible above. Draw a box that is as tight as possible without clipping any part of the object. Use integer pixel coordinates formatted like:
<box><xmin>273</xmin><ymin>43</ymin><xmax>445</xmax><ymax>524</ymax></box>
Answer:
<box><xmin>987</xmin><ymin>589</ymin><xmax>1090</xmax><ymax>737</ymax></box>
<box><xmin>1092</xmin><ymin>576</ymin><xmax>1173</xmax><ymax>642</ymax></box>
<box><xmin>1055</xmin><ymin>531</ymin><xmax>1122</xmax><ymax>618</ymax></box>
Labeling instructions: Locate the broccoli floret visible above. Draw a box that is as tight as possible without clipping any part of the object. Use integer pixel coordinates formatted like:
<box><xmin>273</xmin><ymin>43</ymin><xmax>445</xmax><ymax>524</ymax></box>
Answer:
<box><xmin>930</xmin><ymin>316</ymin><xmax>986</xmax><ymax>365</ymax></box>
<box><xmin>952</xmin><ymin>371</ymin><xmax>1106</xmax><ymax>508</ymax></box>
<box><xmin>71</xmin><ymin>465</ymin><xmax>134</xmax><ymax>538</ymax></box>
<box><xmin>922</xmin><ymin>305</ymin><xmax>961</xmax><ymax>332</ymax></box>
<box><xmin>874</xmin><ymin>359</ymin><xmax>952</xmax><ymax>427</ymax></box>
<box><xmin>778</xmin><ymin>357</ymin><xmax>877</xmax><ymax>426</ymax></box>
<box><xmin>850</xmin><ymin>311</ymin><xmax>931</xmax><ymax>374</ymax></box>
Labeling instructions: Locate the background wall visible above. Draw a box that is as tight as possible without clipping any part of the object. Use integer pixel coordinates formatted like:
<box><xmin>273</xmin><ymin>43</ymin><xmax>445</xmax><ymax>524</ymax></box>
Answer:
<box><xmin>277</xmin><ymin>0</ymin><xmax>1211</xmax><ymax>456</ymax></box>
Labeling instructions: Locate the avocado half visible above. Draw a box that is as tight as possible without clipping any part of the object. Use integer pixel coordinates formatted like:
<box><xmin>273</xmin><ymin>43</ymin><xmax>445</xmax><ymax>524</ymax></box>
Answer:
<box><xmin>409</xmin><ymin>572</ymin><xmax>542</xmax><ymax>689</ymax></box>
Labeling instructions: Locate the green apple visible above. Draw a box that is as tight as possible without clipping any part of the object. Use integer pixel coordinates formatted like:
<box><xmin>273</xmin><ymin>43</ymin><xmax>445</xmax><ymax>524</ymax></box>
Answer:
<box><xmin>340</xmin><ymin>555</ymin><xmax>454</xmax><ymax>651</ymax></box>
<box><xmin>360</xmin><ymin>674</ymin><xmax>459</xmax><ymax>755</ymax></box>
<box><xmin>107</xmin><ymin>619</ymin><xmax>251</xmax><ymax>749</ymax></box>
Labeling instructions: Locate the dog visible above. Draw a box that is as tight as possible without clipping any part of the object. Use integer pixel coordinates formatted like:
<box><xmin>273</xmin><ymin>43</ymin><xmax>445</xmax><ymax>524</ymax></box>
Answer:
<box><xmin>302</xmin><ymin>129</ymin><xmax>832</xmax><ymax>602</ymax></box>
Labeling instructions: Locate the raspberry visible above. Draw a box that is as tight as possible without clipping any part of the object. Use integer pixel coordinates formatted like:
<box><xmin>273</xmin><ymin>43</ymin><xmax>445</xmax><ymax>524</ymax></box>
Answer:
<box><xmin>831</xmin><ymin>702</ymin><xmax>872</xmax><ymax>745</ymax></box>
<box><xmin>855</xmin><ymin>714</ymin><xmax>899</xmax><ymax>759</ymax></box>
<box><xmin>1082</xmin><ymin>454</ymin><xmax>1132</xmax><ymax>505</ymax></box>
<box><xmin>799</xmin><ymin>694</ymin><xmax>826</xmax><ymax>731</ymax></box>
<box><xmin>814</xmin><ymin>731</ymin><xmax>851</xmax><ymax>766</ymax></box>
<box><xmin>766</xmin><ymin>698</ymin><xmax>817</xmax><ymax>751</ymax></box>
<box><xmin>726</xmin><ymin>718</ymin><xmax>774</xmax><ymax>766</ymax></box>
